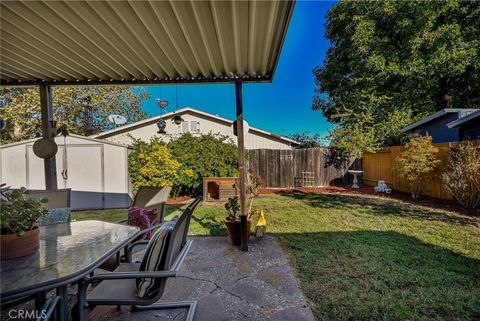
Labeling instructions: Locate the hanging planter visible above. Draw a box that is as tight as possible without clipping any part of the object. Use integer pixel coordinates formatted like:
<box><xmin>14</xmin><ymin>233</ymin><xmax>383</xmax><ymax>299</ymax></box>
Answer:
<box><xmin>172</xmin><ymin>115</ymin><xmax>184</xmax><ymax>125</ymax></box>
<box><xmin>156</xmin><ymin>119</ymin><xmax>167</xmax><ymax>134</ymax></box>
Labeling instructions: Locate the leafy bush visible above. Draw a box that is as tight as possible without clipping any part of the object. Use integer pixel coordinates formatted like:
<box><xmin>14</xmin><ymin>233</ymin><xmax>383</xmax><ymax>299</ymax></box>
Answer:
<box><xmin>128</xmin><ymin>137</ymin><xmax>182</xmax><ymax>195</ymax></box>
<box><xmin>395</xmin><ymin>136</ymin><xmax>440</xmax><ymax>199</ymax></box>
<box><xmin>168</xmin><ymin>133</ymin><xmax>238</xmax><ymax>196</ymax></box>
<box><xmin>442</xmin><ymin>141</ymin><xmax>480</xmax><ymax>212</ymax></box>
<box><xmin>0</xmin><ymin>188</ymin><xmax>48</xmax><ymax>235</ymax></box>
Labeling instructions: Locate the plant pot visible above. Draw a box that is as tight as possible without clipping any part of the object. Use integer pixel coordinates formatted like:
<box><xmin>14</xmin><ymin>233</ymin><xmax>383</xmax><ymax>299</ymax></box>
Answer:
<box><xmin>0</xmin><ymin>227</ymin><xmax>40</xmax><ymax>259</ymax></box>
<box><xmin>224</xmin><ymin>219</ymin><xmax>252</xmax><ymax>246</ymax></box>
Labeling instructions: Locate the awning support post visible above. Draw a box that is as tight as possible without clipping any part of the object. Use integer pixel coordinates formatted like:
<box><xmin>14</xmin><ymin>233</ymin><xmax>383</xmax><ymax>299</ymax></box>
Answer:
<box><xmin>235</xmin><ymin>81</ymin><xmax>248</xmax><ymax>251</ymax></box>
<box><xmin>39</xmin><ymin>83</ymin><xmax>57</xmax><ymax>190</ymax></box>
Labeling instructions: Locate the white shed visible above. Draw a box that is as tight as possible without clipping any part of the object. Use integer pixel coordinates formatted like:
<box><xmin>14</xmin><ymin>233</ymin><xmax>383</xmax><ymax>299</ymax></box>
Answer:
<box><xmin>0</xmin><ymin>134</ymin><xmax>130</xmax><ymax>210</ymax></box>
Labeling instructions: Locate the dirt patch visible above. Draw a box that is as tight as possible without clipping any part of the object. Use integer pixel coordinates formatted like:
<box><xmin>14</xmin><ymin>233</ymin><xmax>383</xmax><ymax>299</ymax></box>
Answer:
<box><xmin>259</xmin><ymin>185</ymin><xmax>479</xmax><ymax>217</ymax></box>
<box><xmin>167</xmin><ymin>195</ymin><xmax>194</xmax><ymax>205</ymax></box>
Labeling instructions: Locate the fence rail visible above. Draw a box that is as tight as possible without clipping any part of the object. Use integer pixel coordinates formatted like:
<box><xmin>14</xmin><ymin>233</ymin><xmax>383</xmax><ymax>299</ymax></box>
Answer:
<box><xmin>248</xmin><ymin>148</ymin><xmax>357</xmax><ymax>188</ymax></box>
<box><xmin>363</xmin><ymin>143</ymin><xmax>454</xmax><ymax>200</ymax></box>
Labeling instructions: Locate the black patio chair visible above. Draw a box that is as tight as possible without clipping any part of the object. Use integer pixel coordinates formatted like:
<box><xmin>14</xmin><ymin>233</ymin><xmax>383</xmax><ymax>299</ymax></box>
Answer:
<box><xmin>100</xmin><ymin>186</ymin><xmax>172</xmax><ymax>271</ymax></box>
<box><xmin>125</xmin><ymin>186</ymin><xmax>172</xmax><ymax>224</ymax></box>
<box><xmin>75</xmin><ymin>197</ymin><xmax>202</xmax><ymax>321</ymax></box>
<box><xmin>25</xmin><ymin>189</ymin><xmax>72</xmax><ymax>226</ymax></box>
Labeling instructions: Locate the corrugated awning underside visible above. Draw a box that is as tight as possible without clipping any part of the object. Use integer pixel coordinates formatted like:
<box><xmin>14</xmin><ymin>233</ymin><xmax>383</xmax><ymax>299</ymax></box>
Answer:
<box><xmin>0</xmin><ymin>0</ymin><xmax>295</xmax><ymax>86</ymax></box>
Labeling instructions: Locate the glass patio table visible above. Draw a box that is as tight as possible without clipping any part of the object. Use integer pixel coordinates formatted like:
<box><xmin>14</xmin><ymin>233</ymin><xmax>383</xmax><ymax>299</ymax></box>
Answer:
<box><xmin>0</xmin><ymin>220</ymin><xmax>139</xmax><ymax>321</ymax></box>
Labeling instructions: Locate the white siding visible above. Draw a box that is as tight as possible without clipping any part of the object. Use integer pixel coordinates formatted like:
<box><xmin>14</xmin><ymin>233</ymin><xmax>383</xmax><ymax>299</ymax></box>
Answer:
<box><xmin>102</xmin><ymin>110</ymin><xmax>294</xmax><ymax>149</ymax></box>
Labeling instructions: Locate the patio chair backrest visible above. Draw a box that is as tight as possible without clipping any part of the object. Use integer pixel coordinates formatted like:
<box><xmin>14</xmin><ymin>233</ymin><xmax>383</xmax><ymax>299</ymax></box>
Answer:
<box><xmin>137</xmin><ymin>197</ymin><xmax>201</xmax><ymax>299</ymax></box>
<box><xmin>25</xmin><ymin>189</ymin><xmax>72</xmax><ymax>226</ymax></box>
<box><xmin>164</xmin><ymin>197</ymin><xmax>202</xmax><ymax>267</ymax></box>
<box><xmin>25</xmin><ymin>189</ymin><xmax>71</xmax><ymax>209</ymax></box>
<box><xmin>133</xmin><ymin>186</ymin><xmax>171</xmax><ymax>222</ymax></box>
<box><xmin>133</xmin><ymin>186</ymin><xmax>171</xmax><ymax>209</ymax></box>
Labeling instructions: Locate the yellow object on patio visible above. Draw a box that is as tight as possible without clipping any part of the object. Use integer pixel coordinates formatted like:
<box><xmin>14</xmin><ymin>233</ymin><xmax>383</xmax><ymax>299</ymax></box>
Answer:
<box><xmin>255</xmin><ymin>210</ymin><xmax>267</xmax><ymax>238</ymax></box>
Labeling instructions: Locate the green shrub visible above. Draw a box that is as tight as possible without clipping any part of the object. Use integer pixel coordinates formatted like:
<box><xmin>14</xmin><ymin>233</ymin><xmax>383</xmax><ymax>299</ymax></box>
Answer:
<box><xmin>168</xmin><ymin>133</ymin><xmax>238</xmax><ymax>196</ymax></box>
<box><xmin>128</xmin><ymin>137</ymin><xmax>183</xmax><ymax>195</ymax></box>
<box><xmin>442</xmin><ymin>141</ymin><xmax>480</xmax><ymax>212</ymax></box>
<box><xmin>395</xmin><ymin>136</ymin><xmax>440</xmax><ymax>199</ymax></box>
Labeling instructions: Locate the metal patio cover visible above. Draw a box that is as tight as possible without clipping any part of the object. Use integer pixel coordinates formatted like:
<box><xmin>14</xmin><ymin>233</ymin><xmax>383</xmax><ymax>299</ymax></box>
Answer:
<box><xmin>0</xmin><ymin>0</ymin><xmax>294</xmax><ymax>86</ymax></box>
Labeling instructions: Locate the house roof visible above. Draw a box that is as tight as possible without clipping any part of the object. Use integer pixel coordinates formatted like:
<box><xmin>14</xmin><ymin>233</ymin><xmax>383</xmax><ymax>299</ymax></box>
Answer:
<box><xmin>0</xmin><ymin>0</ymin><xmax>294</xmax><ymax>86</ymax></box>
<box><xmin>447</xmin><ymin>109</ymin><xmax>480</xmax><ymax>128</ymax></box>
<box><xmin>0</xmin><ymin>133</ymin><xmax>130</xmax><ymax>149</ymax></box>
<box><xmin>91</xmin><ymin>107</ymin><xmax>299</xmax><ymax>145</ymax></box>
<box><xmin>400</xmin><ymin>109</ymin><xmax>478</xmax><ymax>133</ymax></box>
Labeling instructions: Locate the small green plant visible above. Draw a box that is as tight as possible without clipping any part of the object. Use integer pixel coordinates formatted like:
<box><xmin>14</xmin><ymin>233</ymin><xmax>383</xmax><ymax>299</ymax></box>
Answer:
<box><xmin>395</xmin><ymin>136</ymin><xmax>440</xmax><ymax>199</ymax></box>
<box><xmin>225</xmin><ymin>196</ymin><xmax>240</xmax><ymax>221</ymax></box>
<box><xmin>227</xmin><ymin>170</ymin><xmax>264</xmax><ymax>220</ymax></box>
<box><xmin>245</xmin><ymin>171</ymin><xmax>263</xmax><ymax>217</ymax></box>
<box><xmin>442</xmin><ymin>141</ymin><xmax>480</xmax><ymax>212</ymax></box>
<box><xmin>0</xmin><ymin>187</ymin><xmax>48</xmax><ymax>235</ymax></box>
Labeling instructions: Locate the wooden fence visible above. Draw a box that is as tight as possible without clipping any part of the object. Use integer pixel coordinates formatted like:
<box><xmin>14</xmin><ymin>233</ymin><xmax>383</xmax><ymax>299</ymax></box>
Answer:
<box><xmin>248</xmin><ymin>148</ymin><xmax>357</xmax><ymax>188</ymax></box>
<box><xmin>363</xmin><ymin>142</ymin><xmax>454</xmax><ymax>200</ymax></box>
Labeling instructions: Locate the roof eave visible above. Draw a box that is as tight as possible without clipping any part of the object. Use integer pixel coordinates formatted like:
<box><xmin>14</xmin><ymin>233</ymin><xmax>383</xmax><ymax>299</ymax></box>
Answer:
<box><xmin>0</xmin><ymin>77</ymin><xmax>272</xmax><ymax>88</ymax></box>
<box><xmin>447</xmin><ymin>110</ymin><xmax>480</xmax><ymax>128</ymax></box>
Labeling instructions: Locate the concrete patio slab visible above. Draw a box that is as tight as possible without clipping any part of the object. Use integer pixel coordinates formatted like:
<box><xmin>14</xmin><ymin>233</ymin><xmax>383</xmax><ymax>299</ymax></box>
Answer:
<box><xmin>89</xmin><ymin>236</ymin><xmax>315</xmax><ymax>321</ymax></box>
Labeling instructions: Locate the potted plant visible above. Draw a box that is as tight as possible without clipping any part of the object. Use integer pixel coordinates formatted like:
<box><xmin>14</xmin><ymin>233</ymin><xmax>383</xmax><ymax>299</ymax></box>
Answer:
<box><xmin>224</xmin><ymin>171</ymin><xmax>263</xmax><ymax>246</ymax></box>
<box><xmin>0</xmin><ymin>187</ymin><xmax>48</xmax><ymax>259</ymax></box>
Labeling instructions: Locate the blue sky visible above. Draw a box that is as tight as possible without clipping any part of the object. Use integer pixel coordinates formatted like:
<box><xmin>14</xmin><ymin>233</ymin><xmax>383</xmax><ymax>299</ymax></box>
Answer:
<box><xmin>141</xmin><ymin>1</ymin><xmax>335</xmax><ymax>137</ymax></box>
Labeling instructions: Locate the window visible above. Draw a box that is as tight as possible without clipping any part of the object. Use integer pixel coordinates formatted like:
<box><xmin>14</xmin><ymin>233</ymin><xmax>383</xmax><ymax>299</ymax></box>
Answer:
<box><xmin>190</xmin><ymin>121</ymin><xmax>199</xmax><ymax>133</ymax></box>
<box><xmin>181</xmin><ymin>121</ymin><xmax>200</xmax><ymax>133</ymax></box>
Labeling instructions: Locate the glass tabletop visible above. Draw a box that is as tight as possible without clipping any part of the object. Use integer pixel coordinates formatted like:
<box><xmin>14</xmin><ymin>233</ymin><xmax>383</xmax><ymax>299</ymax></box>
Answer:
<box><xmin>0</xmin><ymin>220</ymin><xmax>139</xmax><ymax>297</ymax></box>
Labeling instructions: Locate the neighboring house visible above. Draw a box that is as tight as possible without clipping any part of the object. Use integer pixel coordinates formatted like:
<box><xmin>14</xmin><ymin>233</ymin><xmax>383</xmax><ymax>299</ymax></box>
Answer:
<box><xmin>400</xmin><ymin>109</ymin><xmax>479</xmax><ymax>143</ymax></box>
<box><xmin>91</xmin><ymin>107</ymin><xmax>299</xmax><ymax>150</ymax></box>
<box><xmin>0</xmin><ymin>134</ymin><xmax>130</xmax><ymax>210</ymax></box>
<box><xmin>446</xmin><ymin>110</ymin><xmax>480</xmax><ymax>141</ymax></box>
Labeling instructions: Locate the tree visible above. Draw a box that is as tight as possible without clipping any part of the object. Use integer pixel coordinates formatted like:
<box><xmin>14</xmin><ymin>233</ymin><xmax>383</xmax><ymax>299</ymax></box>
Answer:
<box><xmin>0</xmin><ymin>86</ymin><xmax>149</xmax><ymax>143</ymax></box>
<box><xmin>395</xmin><ymin>136</ymin><xmax>440</xmax><ymax>199</ymax></box>
<box><xmin>313</xmin><ymin>0</ymin><xmax>480</xmax><ymax>157</ymax></box>
<box><xmin>288</xmin><ymin>131</ymin><xmax>326</xmax><ymax>148</ymax></box>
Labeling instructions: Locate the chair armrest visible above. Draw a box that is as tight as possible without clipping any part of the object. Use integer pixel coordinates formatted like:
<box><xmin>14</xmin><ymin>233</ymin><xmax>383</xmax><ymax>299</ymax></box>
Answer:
<box><xmin>125</xmin><ymin>240</ymin><xmax>149</xmax><ymax>262</ymax></box>
<box><xmin>87</xmin><ymin>270</ymin><xmax>177</xmax><ymax>283</ymax></box>
<box><xmin>115</xmin><ymin>222</ymin><xmax>166</xmax><ymax>262</ymax></box>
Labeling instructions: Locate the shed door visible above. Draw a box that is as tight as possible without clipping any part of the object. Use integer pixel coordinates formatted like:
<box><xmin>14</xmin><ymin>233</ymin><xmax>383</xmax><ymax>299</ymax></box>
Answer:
<box><xmin>26</xmin><ymin>144</ymin><xmax>104</xmax><ymax>210</ymax></box>
<box><xmin>61</xmin><ymin>145</ymin><xmax>104</xmax><ymax>209</ymax></box>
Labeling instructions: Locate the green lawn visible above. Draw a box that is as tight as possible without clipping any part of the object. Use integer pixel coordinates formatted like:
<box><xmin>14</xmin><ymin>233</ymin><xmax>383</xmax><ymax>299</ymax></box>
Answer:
<box><xmin>74</xmin><ymin>193</ymin><xmax>480</xmax><ymax>321</ymax></box>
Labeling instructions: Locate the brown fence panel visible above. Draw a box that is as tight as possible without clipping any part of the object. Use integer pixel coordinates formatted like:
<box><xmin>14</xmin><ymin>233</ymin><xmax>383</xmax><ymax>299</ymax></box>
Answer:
<box><xmin>363</xmin><ymin>143</ymin><xmax>454</xmax><ymax>200</ymax></box>
<box><xmin>248</xmin><ymin>148</ymin><xmax>356</xmax><ymax>188</ymax></box>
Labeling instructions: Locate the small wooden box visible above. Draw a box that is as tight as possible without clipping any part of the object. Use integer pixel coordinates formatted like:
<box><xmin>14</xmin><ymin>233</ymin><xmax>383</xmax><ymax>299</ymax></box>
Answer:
<box><xmin>203</xmin><ymin>177</ymin><xmax>238</xmax><ymax>202</ymax></box>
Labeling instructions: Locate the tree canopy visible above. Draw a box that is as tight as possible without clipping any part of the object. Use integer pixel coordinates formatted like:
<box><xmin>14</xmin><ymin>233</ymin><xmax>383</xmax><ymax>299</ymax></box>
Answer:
<box><xmin>0</xmin><ymin>86</ymin><xmax>149</xmax><ymax>144</ymax></box>
<box><xmin>288</xmin><ymin>131</ymin><xmax>326</xmax><ymax>148</ymax></box>
<box><xmin>314</xmin><ymin>0</ymin><xmax>480</xmax><ymax>157</ymax></box>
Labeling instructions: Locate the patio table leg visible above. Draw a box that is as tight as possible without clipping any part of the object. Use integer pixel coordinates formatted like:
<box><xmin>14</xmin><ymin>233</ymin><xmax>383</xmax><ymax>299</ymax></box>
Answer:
<box><xmin>35</xmin><ymin>292</ymin><xmax>47</xmax><ymax>311</ymax></box>
<box><xmin>76</xmin><ymin>280</ymin><xmax>88</xmax><ymax>321</ymax></box>
<box><xmin>56</xmin><ymin>285</ymin><xmax>68</xmax><ymax>321</ymax></box>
